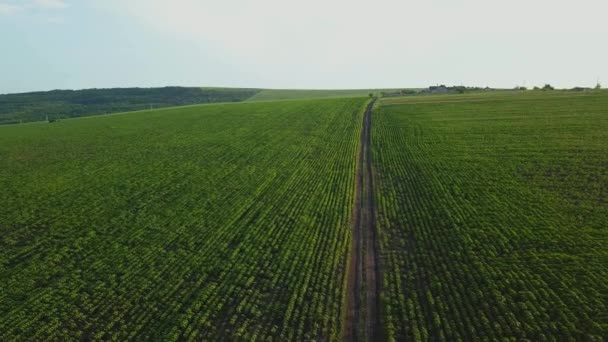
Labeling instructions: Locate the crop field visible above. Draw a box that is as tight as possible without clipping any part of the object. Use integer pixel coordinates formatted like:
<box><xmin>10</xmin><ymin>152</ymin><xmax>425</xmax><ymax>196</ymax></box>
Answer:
<box><xmin>246</xmin><ymin>89</ymin><xmax>398</xmax><ymax>102</ymax></box>
<box><xmin>373</xmin><ymin>91</ymin><xmax>608</xmax><ymax>340</ymax></box>
<box><xmin>2</xmin><ymin>89</ymin><xmax>607</xmax><ymax>340</ymax></box>
<box><xmin>0</xmin><ymin>97</ymin><xmax>368</xmax><ymax>339</ymax></box>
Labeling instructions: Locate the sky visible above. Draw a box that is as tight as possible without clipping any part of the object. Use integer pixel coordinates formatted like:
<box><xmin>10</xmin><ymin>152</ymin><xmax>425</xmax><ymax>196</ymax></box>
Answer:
<box><xmin>1</xmin><ymin>0</ymin><xmax>607</xmax><ymax>94</ymax></box>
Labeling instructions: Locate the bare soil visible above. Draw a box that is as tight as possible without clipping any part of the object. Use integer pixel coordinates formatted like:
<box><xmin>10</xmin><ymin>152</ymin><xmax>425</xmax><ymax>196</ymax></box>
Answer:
<box><xmin>343</xmin><ymin>99</ymin><xmax>379</xmax><ymax>341</ymax></box>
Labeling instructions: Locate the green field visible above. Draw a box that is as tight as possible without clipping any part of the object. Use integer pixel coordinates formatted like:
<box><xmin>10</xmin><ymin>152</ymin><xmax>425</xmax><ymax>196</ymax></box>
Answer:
<box><xmin>373</xmin><ymin>91</ymin><xmax>608</xmax><ymax>340</ymax></box>
<box><xmin>246</xmin><ymin>89</ymin><xmax>396</xmax><ymax>102</ymax></box>
<box><xmin>0</xmin><ymin>98</ymin><xmax>367</xmax><ymax>339</ymax></box>
<box><xmin>1</xmin><ymin>89</ymin><xmax>607</xmax><ymax>340</ymax></box>
<box><xmin>0</xmin><ymin>87</ymin><xmax>399</xmax><ymax>125</ymax></box>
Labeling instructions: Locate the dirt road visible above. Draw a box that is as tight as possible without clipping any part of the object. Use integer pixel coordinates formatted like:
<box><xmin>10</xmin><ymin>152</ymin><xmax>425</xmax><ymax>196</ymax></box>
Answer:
<box><xmin>344</xmin><ymin>99</ymin><xmax>379</xmax><ymax>341</ymax></box>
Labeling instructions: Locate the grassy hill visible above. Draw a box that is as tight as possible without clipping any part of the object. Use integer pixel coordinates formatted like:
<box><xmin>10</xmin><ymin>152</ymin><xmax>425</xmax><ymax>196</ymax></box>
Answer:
<box><xmin>0</xmin><ymin>87</ymin><xmax>402</xmax><ymax>125</ymax></box>
<box><xmin>0</xmin><ymin>87</ymin><xmax>261</xmax><ymax>125</ymax></box>
<box><xmin>245</xmin><ymin>88</ymin><xmax>397</xmax><ymax>102</ymax></box>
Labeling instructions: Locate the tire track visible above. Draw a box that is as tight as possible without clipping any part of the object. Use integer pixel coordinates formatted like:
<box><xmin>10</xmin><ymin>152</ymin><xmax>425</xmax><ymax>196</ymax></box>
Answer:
<box><xmin>344</xmin><ymin>98</ymin><xmax>379</xmax><ymax>341</ymax></box>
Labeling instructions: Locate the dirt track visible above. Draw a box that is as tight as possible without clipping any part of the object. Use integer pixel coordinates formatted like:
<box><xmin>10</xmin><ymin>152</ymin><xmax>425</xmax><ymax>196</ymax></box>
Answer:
<box><xmin>344</xmin><ymin>99</ymin><xmax>379</xmax><ymax>341</ymax></box>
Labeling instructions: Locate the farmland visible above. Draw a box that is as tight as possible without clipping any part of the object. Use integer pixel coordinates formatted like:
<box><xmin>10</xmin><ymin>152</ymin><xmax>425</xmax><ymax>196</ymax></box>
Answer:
<box><xmin>0</xmin><ymin>87</ymin><xmax>401</xmax><ymax>126</ymax></box>
<box><xmin>0</xmin><ymin>97</ymin><xmax>367</xmax><ymax>339</ymax></box>
<box><xmin>1</xmin><ymin>88</ymin><xmax>607</xmax><ymax>340</ymax></box>
<box><xmin>246</xmin><ymin>89</ymin><xmax>397</xmax><ymax>102</ymax></box>
<box><xmin>372</xmin><ymin>91</ymin><xmax>608</xmax><ymax>340</ymax></box>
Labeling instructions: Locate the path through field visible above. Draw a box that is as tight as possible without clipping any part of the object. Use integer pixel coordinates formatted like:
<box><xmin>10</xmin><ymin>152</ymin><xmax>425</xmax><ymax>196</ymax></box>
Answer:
<box><xmin>344</xmin><ymin>99</ymin><xmax>379</xmax><ymax>341</ymax></box>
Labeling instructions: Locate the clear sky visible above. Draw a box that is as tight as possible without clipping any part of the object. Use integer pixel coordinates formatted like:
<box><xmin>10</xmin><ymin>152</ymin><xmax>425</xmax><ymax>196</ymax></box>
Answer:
<box><xmin>1</xmin><ymin>0</ymin><xmax>607</xmax><ymax>94</ymax></box>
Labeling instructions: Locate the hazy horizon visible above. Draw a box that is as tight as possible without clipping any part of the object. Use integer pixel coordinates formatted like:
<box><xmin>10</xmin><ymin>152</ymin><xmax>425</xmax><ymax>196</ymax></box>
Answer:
<box><xmin>2</xmin><ymin>0</ymin><xmax>607</xmax><ymax>94</ymax></box>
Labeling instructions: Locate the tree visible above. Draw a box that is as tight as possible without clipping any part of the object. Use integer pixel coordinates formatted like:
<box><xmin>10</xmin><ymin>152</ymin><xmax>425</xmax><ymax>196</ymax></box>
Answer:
<box><xmin>596</xmin><ymin>82</ymin><xmax>602</xmax><ymax>90</ymax></box>
<box><xmin>400</xmin><ymin>89</ymin><xmax>417</xmax><ymax>95</ymax></box>
<box><xmin>542</xmin><ymin>84</ymin><xmax>554</xmax><ymax>91</ymax></box>
<box><xmin>369</xmin><ymin>93</ymin><xmax>374</xmax><ymax>98</ymax></box>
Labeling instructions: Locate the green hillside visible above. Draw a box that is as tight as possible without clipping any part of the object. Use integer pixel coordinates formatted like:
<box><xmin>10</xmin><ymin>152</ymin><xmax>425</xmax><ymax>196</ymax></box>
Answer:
<box><xmin>246</xmin><ymin>88</ymin><xmax>396</xmax><ymax>102</ymax></box>
<box><xmin>0</xmin><ymin>87</ymin><xmax>261</xmax><ymax>125</ymax></box>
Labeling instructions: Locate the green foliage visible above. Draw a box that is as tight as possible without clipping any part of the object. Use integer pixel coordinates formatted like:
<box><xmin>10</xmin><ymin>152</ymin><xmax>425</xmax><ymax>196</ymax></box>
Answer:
<box><xmin>0</xmin><ymin>97</ymin><xmax>368</xmax><ymax>339</ymax></box>
<box><xmin>0</xmin><ymin>87</ymin><xmax>261</xmax><ymax>125</ymax></box>
<box><xmin>381</xmin><ymin>89</ymin><xmax>419</xmax><ymax>97</ymax></box>
<box><xmin>374</xmin><ymin>91</ymin><xmax>608</xmax><ymax>340</ymax></box>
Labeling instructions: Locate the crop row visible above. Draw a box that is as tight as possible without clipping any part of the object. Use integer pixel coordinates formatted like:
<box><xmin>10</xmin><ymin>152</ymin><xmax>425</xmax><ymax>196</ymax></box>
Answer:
<box><xmin>372</xmin><ymin>92</ymin><xmax>608</xmax><ymax>340</ymax></box>
<box><xmin>0</xmin><ymin>98</ymin><xmax>367</xmax><ymax>339</ymax></box>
